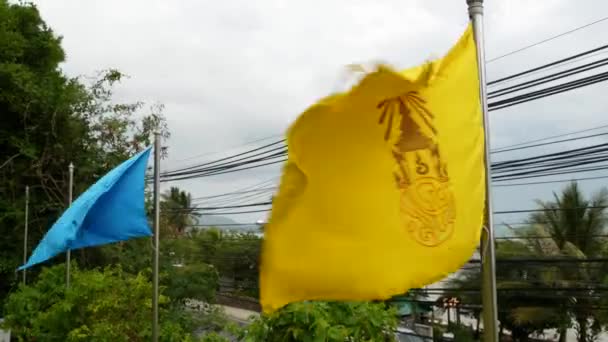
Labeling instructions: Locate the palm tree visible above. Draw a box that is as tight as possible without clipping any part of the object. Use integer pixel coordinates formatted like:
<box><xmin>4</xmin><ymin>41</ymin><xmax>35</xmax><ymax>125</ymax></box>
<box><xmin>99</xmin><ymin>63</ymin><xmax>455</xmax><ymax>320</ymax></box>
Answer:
<box><xmin>529</xmin><ymin>182</ymin><xmax>608</xmax><ymax>255</ymax></box>
<box><xmin>161</xmin><ymin>186</ymin><xmax>198</xmax><ymax>237</ymax></box>
<box><xmin>527</xmin><ymin>182</ymin><xmax>608</xmax><ymax>342</ymax></box>
<box><xmin>447</xmin><ymin>239</ymin><xmax>563</xmax><ymax>341</ymax></box>
<box><xmin>446</xmin><ymin>181</ymin><xmax>608</xmax><ymax>341</ymax></box>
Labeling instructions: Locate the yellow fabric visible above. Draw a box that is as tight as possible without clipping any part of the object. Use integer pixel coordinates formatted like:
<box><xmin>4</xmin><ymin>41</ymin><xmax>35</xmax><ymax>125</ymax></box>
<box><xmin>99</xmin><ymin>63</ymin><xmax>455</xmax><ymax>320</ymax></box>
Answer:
<box><xmin>260</xmin><ymin>24</ymin><xmax>485</xmax><ymax>313</ymax></box>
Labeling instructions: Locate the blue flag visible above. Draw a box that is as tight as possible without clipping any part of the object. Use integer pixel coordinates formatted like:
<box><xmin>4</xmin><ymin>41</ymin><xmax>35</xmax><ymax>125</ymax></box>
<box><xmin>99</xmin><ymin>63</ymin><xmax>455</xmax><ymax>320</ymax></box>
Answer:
<box><xmin>19</xmin><ymin>147</ymin><xmax>153</xmax><ymax>270</ymax></box>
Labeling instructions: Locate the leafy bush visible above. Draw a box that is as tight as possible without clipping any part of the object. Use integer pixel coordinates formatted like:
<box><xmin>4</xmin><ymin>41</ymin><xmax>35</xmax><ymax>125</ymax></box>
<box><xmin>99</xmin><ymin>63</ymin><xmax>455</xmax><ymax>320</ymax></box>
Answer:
<box><xmin>243</xmin><ymin>301</ymin><xmax>397</xmax><ymax>341</ymax></box>
<box><xmin>164</xmin><ymin>262</ymin><xmax>219</xmax><ymax>305</ymax></box>
<box><xmin>198</xmin><ymin>332</ymin><xmax>232</xmax><ymax>342</ymax></box>
<box><xmin>2</xmin><ymin>264</ymin><xmax>194</xmax><ymax>341</ymax></box>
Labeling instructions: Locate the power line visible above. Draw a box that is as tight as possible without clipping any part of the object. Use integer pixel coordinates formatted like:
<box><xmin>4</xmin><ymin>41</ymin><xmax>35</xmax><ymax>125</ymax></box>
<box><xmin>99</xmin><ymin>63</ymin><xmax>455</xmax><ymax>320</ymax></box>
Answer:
<box><xmin>494</xmin><ymin>206</ymin><xmax>608</xmax><ymax>215</ymax></box>
<box><xmin>192</xmin><ymin>187</ymin><xmax>277</xmax><ymax>201</ymax></box>
<box><xmin>487</xmin><ymin>16</ymin><xmax>608</xmax><ymax>63</ymax></box>
<box><xmin>190</xmin><ymin>202</ymin><xmax>272</xmax><ymax>210</ymax></box>
<box><xmin>492</xmin><ymin>142</ymin><xmax>608</xmax><ymax>168</ymax></box>
<box><xmin>469</xmin><ymin>257</ymin><xmax>608</xmax><ymax>264</ymax></box>
<box><xmin>489</xmin><ymin>70</ymin><xmax>608</xmax><ymax>111</ymax></box>
<box><xmin>495</xmin><ymin>234</ymin><xmax>608</xmax><ymax>240</ymax></box>
<box><xmin>493</xmin><ymin>164</ymin><xmax>608</xmax><ymax>182</ymax></box>
<box><xmin>162</xmin><ymin>158</ymin><xmax>286</xmax><ymax>182</ymax></box>
<box><xmin>163</xmin><ymin>142</ymin><xmax>285</xmax><ymax>176</ymax></box>
<box><xmin>193</xmin><ymin>209</ymin><xmax>270</xmax><ymax>215</ymax></box>
<box><xmin>493</xmin><ymin>175</ymin><xmax>608</xmax><ymax>187</ymax></box>
<box><xmin>190</xmin><ymin>223</ymin><xmax>262</xmax><ymax>227</ymax></box>
<box><xmin>488</xmin><ymin>43</ymin><xmax>608</xmax><ymax>85</ymax></box>
<box><xmin>494</xmin><ymin>153</ymin><xmax>608</xmax><ymax>176</ymax></box>
<box><xmin>491</xmin><ymin>132</ymin><xmax>608</xmax><ymax>155</ymax></box>
<box><xmin>195</xmin><ymin>191</ymin><xmax>274</xmax><ymax>208</ymax></box>
<box><xmin>159</xmin><ymin>47</ymin><xmax>608</xmax><ymax>183</ymax></box>
<box><xmin>173</xmin><ymin>134</ymin><xmax>283</xmax><ymax>164</ymax></box>
<box><xmin>492</xmin><ymin>123</ymin><xmax>608</xmax><ymax>151</ymax></box>
<box><xmin>172</xmin><ymin>204</ymin><xmax>608</xmax><ymax>216</ymax></box>
<box><xmin>488</xmin><ymin>57</ymin><xmax>608</xmax><ymax>98</ymax></box>
<box><xmin>176</xmin><ymin>143</ymin><xmax>608</xmax><ymax>210</ymax></box>
<box><xmin>488</xmin><ymin>49</ymin><xmax>608</xmax><ymax>88</ymax></box>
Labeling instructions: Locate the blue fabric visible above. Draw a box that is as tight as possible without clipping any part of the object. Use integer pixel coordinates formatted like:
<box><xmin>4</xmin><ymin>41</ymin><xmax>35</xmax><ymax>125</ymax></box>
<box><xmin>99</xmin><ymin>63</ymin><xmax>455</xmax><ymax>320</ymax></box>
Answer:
<box><xmin>19</xmin><ymin>147</ymin><xmax>153</xmax><ymax>270</ymax></box>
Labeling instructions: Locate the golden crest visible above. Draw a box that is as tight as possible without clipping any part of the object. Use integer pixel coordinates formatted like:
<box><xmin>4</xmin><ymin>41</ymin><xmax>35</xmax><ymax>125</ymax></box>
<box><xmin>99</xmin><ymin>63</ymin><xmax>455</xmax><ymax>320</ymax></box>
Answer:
<box><xmin>378</xmin><ymin>91</ymin><xmax>455</xmax><ymax>247</ymax></box>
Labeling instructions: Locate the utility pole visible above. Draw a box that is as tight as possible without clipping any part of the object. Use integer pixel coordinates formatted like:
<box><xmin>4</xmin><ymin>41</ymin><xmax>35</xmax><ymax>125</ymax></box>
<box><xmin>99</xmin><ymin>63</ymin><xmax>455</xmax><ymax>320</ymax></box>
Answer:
<box><xmin>66</xmin><ymin>162</ymin><xmax>74</xmax><ymax>288</ymax></box>
<box><xmin>466</xmin><ymin>1</ymin><xmax>499</xmax><ymax>341</ymax></box>
<box><xmin>22</xmin><ymin>186</ymin><xmax>29</xmax><ymax>285</ymax></box>
<box><xmin>152</xmin><ymin>132</ymin><xmax>161</xmax><ymax>342</ymax></box>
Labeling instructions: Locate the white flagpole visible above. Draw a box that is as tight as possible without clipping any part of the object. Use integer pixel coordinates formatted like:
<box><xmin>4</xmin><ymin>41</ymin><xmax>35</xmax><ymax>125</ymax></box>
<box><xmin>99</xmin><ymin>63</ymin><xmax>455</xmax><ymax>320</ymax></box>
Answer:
<box><xmin>23</xmin><ymin>186</ymin><xmax>29</xmax><ymax>285</ymax></box>
<box><xmin>466</xmin><ymin>1</ymin><xmax>499</xmax><ymax>341</ymax></box>
<box><xmin>152</xmin><ymin>132</ymin><xmax>161</xmax><ymax>342</ymax></box>
<box><xmin>67</xmin><ymin>162</ymin><xmax>74</xmax><ymax>288</ymax></box>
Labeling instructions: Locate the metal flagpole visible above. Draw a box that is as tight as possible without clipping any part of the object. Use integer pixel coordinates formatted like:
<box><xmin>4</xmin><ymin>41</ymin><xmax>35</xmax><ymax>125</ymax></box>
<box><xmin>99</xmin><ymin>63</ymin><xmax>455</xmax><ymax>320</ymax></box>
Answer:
<box><xmin>466</xmin><ymin>1</ymin><xmax>499</xmax><ymax>341</ymax></box>
<box><xmin>23</xmin><ymin>186</ymin><xmax>29</xmax><ymax>285</ymax></box>
<box><xmin>152</xmin><ymin>132</ymin><xmax>161</xmax><ymax>342</ymax></box>
<box><xmin>67</xmin><ymin>162</ymin><xmax>74</xmax><ymax>288</ymax></box>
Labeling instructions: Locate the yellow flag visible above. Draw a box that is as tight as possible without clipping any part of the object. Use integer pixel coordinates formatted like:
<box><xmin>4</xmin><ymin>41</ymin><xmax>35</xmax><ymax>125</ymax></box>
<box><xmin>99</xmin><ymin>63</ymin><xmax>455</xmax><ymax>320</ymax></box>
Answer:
<box><xmin>260</xmin><ymin>24</ymin><xmax>485</xmax><ymax>312</ymax></box>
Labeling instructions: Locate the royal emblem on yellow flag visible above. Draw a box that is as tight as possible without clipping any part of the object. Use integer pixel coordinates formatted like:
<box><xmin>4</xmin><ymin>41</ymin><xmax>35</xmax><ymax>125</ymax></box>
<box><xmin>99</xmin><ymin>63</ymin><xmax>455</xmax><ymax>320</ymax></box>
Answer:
<box><xmin>260</xmin><ymin>24</ymin><xmax>485</xmax><ymax>313</ymax></box>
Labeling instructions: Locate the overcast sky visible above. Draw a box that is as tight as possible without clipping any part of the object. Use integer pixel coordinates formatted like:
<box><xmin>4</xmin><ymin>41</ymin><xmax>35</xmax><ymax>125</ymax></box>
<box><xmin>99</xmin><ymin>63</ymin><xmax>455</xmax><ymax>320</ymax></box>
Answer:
<box><xmin>32</xmin><ymin>0</ymin><xmax>608</xmax><ymax>231</ymax></box>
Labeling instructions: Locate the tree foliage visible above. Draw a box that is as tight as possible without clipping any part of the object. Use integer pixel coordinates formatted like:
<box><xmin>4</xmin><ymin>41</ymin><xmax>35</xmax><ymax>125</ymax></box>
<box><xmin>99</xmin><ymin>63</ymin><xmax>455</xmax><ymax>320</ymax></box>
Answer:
<box><xmin>183</xmin><ymin>229</ymin><xmax>261</xmax><ymax>298</ymax></box>
<box><xmin>2</xmin><ymin>264</ymin><xmax>195</xmax><ymax>341</ymax></box>
<box><xmin>162</xmin><ymin>187</ymin><xmax>199</xmax><ymax>237</ymax></box>
<box><xmin>243</xmin><ymin>301</ymin><xmax>398</xmax><ymax>342</ymax></box>
<box><xmin>0</xmin><ymin>0</ymin><xmax>169</xmax><ymax>310</ymax></box>
<box><xmin>448</xmin><ymin>182</ymin><xmax>608</xmax><ymax>341</ymax></box>
<box><xmin>527</xmin><ymin>182</ymin><xmax>608</xmax><ymax>342</ymax></box>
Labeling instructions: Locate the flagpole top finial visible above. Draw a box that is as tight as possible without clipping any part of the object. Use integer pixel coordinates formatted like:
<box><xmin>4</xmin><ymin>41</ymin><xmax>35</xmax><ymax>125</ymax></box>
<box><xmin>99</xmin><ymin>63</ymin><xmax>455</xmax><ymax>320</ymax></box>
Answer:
<box><xmin>466</xmin><ymin>0</ymin><xmax>483</xmax><ymax>16</ymax></box>
<box><xmin>69</xmin><ymin>162</ymin><xmax>74</xmax><ymax>170</ymax></box>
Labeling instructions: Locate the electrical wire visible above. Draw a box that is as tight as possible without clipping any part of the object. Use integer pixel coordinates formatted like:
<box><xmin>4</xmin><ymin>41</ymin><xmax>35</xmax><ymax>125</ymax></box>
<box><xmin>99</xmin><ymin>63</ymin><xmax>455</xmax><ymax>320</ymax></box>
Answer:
<box><xmin>492</xmin><ymin>123</ymin><xmax>608</xmax><ymax>151</ymax></box>
<box><xmin>166</xmin><ymin>143</ymin><xmax>608</xmax><ymax>212</ymax></box>
<box><xmin>491</xmin><ymin>132</ymin><xmax>608</xmax><ymax>155</ymax></box>
<box><xmin>488</xmin><ymin>57</ymin><xmax>608</xmax><ymax>98</ymax></box>
<box><xmin>488</xmin><ymin>43</ymin><xmax>608</xmax><ymax>85</ymax></box>
<box><xmin>160</xmin><ymin>51</ymin><xmax>608</xmax><ymax>182</ymax></box>
<box><xmin>173</xmin><ymin>134</ymin><xmax>283</xmax><ymax>164</ymax></box>
<box><xmin>493</xmin><ymin>175</ymin><xmax>608</xmax><ymax>187</ymax></box>
<box><xmin>192</xmin><ymin>186</ymin><xmax>277</xmax><ymax>202</ymax></box>
<box><xmin>489</xmin><ymin>70</ymin><xmax>608</xmax><ymax>111</ymax></box>
<box><xmin>487</xmin><ymin>16</ymin><xmax>608</xmax><ymax>63</ymax></box>
<box><xmin>163</xmin><ymin>145</ymin><xmax>285</xmax><ymax>177</ymax></box>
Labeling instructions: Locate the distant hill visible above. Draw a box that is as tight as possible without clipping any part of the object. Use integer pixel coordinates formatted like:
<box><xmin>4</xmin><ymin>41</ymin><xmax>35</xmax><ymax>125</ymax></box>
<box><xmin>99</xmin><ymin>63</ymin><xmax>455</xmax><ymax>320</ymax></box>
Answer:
<box><xmin>196</xmin><ymin>215</ymin><xmax>239</xmax><ymax>226</ymax></box>
<box><xmin>192</xmin><ymin>215</ymin><xmax>260</xmax><ymax>232</ymax></box>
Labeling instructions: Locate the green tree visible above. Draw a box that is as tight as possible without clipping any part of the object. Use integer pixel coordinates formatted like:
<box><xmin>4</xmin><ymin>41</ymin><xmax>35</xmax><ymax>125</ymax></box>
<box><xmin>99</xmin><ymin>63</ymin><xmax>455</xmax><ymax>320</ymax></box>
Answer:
<box><xmin>163</xmin><ymin>262</ymin><xmax>219</xmax><ymax>306</ymax></box>
<box><xmin>243</xmin><ymin>301</ymin><xmax>398</xmax><ymax>341</ymax></box>
<box><xmin>0</xmin><ymin>0</ymin><xmax>75</xmax><ymax>308</ymax></box>
<box><xmin>184</xmin><ymin>229</ymin><xmax>261</xmax><ymax>298</ymax></box>
<box><xmin>448</xmin><ymin>182</ymin><xmax>608</xmax><ymax>342</ymax></box>
<box><xmin>162</xmin><ymin>187</ymin><xmax>198</xmax><ymax>237</ymax></box>
<box><xmin>446</xmin><ymin>239</ymin><xmax>565</xmax><ymax>341</ymax></box>
<box><xmin>2</xmin><ymin>264</ymin><xmax>194</xmax><ymax>341</ymax></box>
<box><xmin>0</xmin><ymin>0</ymin><xmax>169</xmax><ymax>309</ymax></box>
<box><xmin>213</xmin><ymin>232</ymin><xmax>261</xmax><ymax>298</ymax></box>
<box><xmin>528</xmin><ymin>182</ymin><xmax>608</xmax><ymax>342</ymax></box>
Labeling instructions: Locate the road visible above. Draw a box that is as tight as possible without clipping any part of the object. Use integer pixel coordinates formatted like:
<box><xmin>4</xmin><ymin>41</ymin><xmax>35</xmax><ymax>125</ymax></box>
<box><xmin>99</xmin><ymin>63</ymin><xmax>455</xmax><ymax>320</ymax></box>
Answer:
<box><xmin>220</xmin><ymin>305</ymin><xmax>258</xmax><ymax>325</ymax></box>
